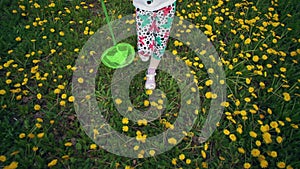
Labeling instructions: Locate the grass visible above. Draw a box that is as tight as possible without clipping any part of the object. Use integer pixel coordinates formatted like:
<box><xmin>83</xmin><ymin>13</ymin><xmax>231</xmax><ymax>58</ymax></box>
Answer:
<box><xmin>0</xmin><ymin>0</ymin><xmax>299</xmax><ymax>168</ymax></box>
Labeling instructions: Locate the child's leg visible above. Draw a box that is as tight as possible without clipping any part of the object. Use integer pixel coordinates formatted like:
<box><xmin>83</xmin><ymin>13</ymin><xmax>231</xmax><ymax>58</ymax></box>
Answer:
<box><xmin>136</xmin><ymin>8</ymin><xmax>154</xmax><ymax>62</ymax></box>
<box><xmin>150</xmin><ymin>2</ymin><xmax>176</xmax><ymax>68</ymax></box>
<box><xmin>145</xmin><ymin>3</ymin><xmax>176</xmax><ymax>89</ymax></box>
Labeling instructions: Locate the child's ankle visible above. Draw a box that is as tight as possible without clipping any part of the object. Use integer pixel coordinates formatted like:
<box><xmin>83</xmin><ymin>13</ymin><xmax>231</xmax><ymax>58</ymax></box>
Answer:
<box><xmin>147</xmin><ymin>68</ymin><xmax>156</xmax><ymax>74</ymax></box>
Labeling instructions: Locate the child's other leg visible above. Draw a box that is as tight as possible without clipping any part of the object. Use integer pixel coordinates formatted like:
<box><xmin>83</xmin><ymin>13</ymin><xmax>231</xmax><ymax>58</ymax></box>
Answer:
<box><xmin>136</xmin><ymin>8</ymin><xmax>154</xmax><ymax>62</ymax></box>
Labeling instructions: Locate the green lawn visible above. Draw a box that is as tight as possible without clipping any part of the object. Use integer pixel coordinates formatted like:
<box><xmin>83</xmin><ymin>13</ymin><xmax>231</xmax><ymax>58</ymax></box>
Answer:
<box><xmin>0</xmin><ymin>0</ymin><xmax>299</xmax><ymax>168</ymax></box>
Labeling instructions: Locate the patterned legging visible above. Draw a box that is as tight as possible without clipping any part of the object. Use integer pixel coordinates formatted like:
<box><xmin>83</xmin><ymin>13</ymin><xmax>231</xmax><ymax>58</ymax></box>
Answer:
<box><xmin>135</xmin><ymin>2</ymin><xmax>176</xmax><ymax>60</ymax></box>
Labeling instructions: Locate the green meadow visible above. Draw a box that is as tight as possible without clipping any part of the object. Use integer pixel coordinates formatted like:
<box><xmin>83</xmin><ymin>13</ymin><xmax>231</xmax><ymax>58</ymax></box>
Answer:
<box><xmin>0</xmin><ymin>0</ymin><xmax>299</xmax><ymax>168</ymax></box>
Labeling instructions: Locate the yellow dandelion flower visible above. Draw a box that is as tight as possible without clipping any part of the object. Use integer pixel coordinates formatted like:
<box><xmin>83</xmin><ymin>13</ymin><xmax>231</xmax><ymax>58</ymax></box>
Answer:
<box><xmin>127</xmin><ymin>106</ymin><xmax>133</xmax><ymax>111</ymax></box>
<box><xmin>37</xmin><ymin>132</ymin><xmax>44</xmax><ymax>138</ymax></box>
<box><xmin>278</xmin><ymin>121</ymin><xmax>285</xmax><ymax>126</ymax></box>
<box><xmin>57</xmin><ymin>85</ymin><xmax>64</xmax><ymax>90</ymax></box>
<box><xmin>290</xmin><ymin>51</ymin><xmax>297</xmax><ymax>57</ymax></box>
<box><xmin>262</xmin><ymin>132</ymin><xmax>272</xmax><ymax>144</ymax></box>
<box><xmin>252</xmin><ymin>55</ymin><xmax>259</xmax><ymax>62</ymax></box>
<box><xmin>207</xmin><ymin>68</ymin><xmax>214</xmax><ymax>74</ymax></box>
<box><xmin>59</xmin><ymin>31</ymin><xmax>65</xmax><ymax>36</ymax></box>
<box><xmin>267</xmin><ymin>108</ymin><xmax>272</xmax><ymax>114</ymax></box>
<box><xmin>223</xmin><ymin>129</ymin><xmax>230</xmax><ymax>135</ymax></box>
<box><xmin>64</xmin><ymin>142</ymin><xmax>72</xmax><ymax>147</ymax></box>
<box><xmin>168</xmin><ymin>137</ymin><xmax>177</xmax><ymax>145</ymax></box>
<box><xmin>201</xmin><ymin>150</ymin><xmax>206</xmax><ymax>159</ymax></box>
<box><xmin>282</xmin><ymin>92</ymin><xmax>291</xmax><ymax>101</ymax></box>
<box><xmin>125</xmin><ymin>166</ymin><xmax>132</xmax><ymax>169</ymax></box>
<box><xmin>244</xmin><ymin>38</ymin><xmax>251</xmax><ymax>45</ymax></box>
<box><xmin>238</xmin><ymin>147</ymin><xmax>245</xmax><ymax>154</ymax></box>
<box><xmin>36</xmin><ymin>93</ymin><xmax>42</xmax><ymax>99</ymax></box>
<box><xmin>6</xmin><ymin>79</ymin><xmax>12</xmax><ymax>84</ymax></box>
<box><xmin>221</xmin><ymin>101</ymin><xmax>230</xmax><ymax>107</ymax></box>
<box><xmin>157</xmin><ymin>99</ymin><xmax>164</xmax><ymax>105</ymax></box>
<box><xmin>205</xmin><ymin>92</ymin><xmax>212</xmax><ymax>99</ymax></box>
<box><xmin>251</xmin><ymin>148</ymin><xmax>260</xmax><ymax>157</ymax></box>
<box><xmin>68</xmin><ymin>96</ymin><xmax>75</xmax><ymax>102</ymax></box>
<box><xmin>74</xmin><ymin>48</ymin><xmax>79</xmax><ymax>52</ymax></box>
<box><xmin>260</xmin><ymin>125</ymin><xmax>270</xmax><ymax>132</ymax></box>
<box><xmin>246</xmin><ymin>78</ymin><xmax>251</xmax><ymax>84</ymax></box>
<box><xmin>77</xmin><ymin>77</ymin><xmax>84</xmax><ymax>83</ymax></box>
<box><xmin>60</xmin><ymin>100</ymin><xmax>66</xmax><ymax>106</ymax></box>
<box><xmin>90</xmin><ymin>144</ymin><xmax>97</xmax><ymax>150</ymax></box>
<box><xmin>62</xmin><ymin>155</ymin><xmax>69</xmax><ymax>160</ymax></box>
<box><xmin>172</xmin><ymin>50</ymin><xmax>178</xmax><ymax>55</ymax></box>
<box><xmin>61</xmin><ymin>94</ymin><xmax>67</xmax><ymax>99</ymax></box>
<box><xmin>137</xmin><ymin>119</ymin><xmax>147</xmax><ymax>126</ymax></box>
<box><xmin>171</xmin><ymin>158</ymin><xmax>177</xmax><ymax>165</ymax></box>
<box><xmin>35</xmin><ymin>123</ymin><xmax>42</xmax><ymax>128</ymax></box>
<box><xmin>115</xmin><ymin>98</ymin><xmax>122</xmax><ymax>105</ymax></box>
<box><xmin>276</xmin><ymin>136</ymin><xmax>283</xmax><ymax>143</ymax></box>
<box><xmin>34</xmin><ymin>104</ymin><xmax>41</xmax><ymax>111</ymax></box>
<box><xmin>7</xmin><ymin>50</ymin><xmax>13</xmax><ymax>54</ymax></box>
<box><xmin>280</xmin><ymin>67</ymin><xmax>286</xmax><ymax>72</ymax></box>
<box><xmin>136</xmin><ymin>134</ymin><xmax>147</xmax><ymax>143</ymax></box>
<box><xmin>270</xmin><ymin>121</ymin><xmax>278</xmax><ymax>128</ymax></box>
<box><xmin>179</xmin><ymin>153</ymin><xmax>185</xmax><ymax>160</ymax></box>
<box><xmin>236</xmin><ymin>127</ymin><xmax>243</xmax><ymax>134</ymax></box>
<box><xmin>122</xmin><ymin>126</ymin><xmax>129</xmax><ymax>132</ymax></box>
<box><xmin>219</xmin><ymin>156</ymin><xmax>225</xmax><ymax>161</ymax></box>
<box><xmin>149</xmin><ymin>150</ymin><xmax>155</xmax><ymax>156</ymax></box>
<box><xmin>146</xmin><ymin>89</ymin><xmax>153</xmax><ymax>95</ymax></box>
<box><xmin>122</xmin><ymin>117</ymin><xmax>129</xmax><ymax>124</ymax></box>
<box><xmin>205</xmin><ymin>79</ymin><xmax>213</xmax><ymax>86</ymax></box>
<box><xmin>186</xmin><ymin>99</ymin><xmax>191</xmax><ymax>104</ymax></box>
<box><xmin>133</xmin><ymin>145</ymin><xmax>139</xmax><ymax>151</ymax></box>
<box><xmin>27</xmin><ymin>133</ymin><xmax>35</xmax><ymax>139</ymax></box>
<box><xmin>19</xmin><ymin>133</ymin><xmax>26</xmax><ymax>139</ymax></box>
<box><xmin>186</xmin><ymin>159</ymin><xmax>191</xmax><ymax>164</ymax></box>
<box><xmin>255</xmin><ymin>140</ymin><xmax>262</xmax><ymax>146</ymax></box>
<box><xmin>0</xmin><ymin>155</ymin><xmax>7</xmax><ymax>162</ymax></box>
<box><xmin>48</xmin><ymin>2</ymin><xmax>55</xmax><ymax>7</ymax></box>
<box><xmin>3</xmin><ymin>161</ymin><xmax>18</xmax><ymax>169</ymax></box>
<box><xmin>15</xmin><ymin>37</ymin><xmax>22</xmax><ymax>41</ymax></box>
<box><xmin>202</xmin><ymin>162</ymin><xmax>208</xmax><ymax>168</ymax></box>
<box><xmin>260</xmin><ymin>160</ymin><xmax>268</xmax><ymax>168</ymax></box>
<box><xmin>50</xmin><ymin>120</ymin><xmax>55</xmax><ymax>124</ymax></box>
<box><xmin>277</xmin><ymin>162</ymin><xmax>286</xmax><ymax>168</ymax></box>
<box><xmin>244</xmin><ymin>162</ymin><xmax>251</xmax><ymax>169</ymax></box>
<box><xmin>144</xmin><ymin>100</ymin><xmax>150</xmax><ymax>107</ymax></box>
<box><xmin>32</xmin><ymin>146</ymin><xmax>38</xmax><ymax>151</ymax></box>
<box><xmin>249</xmin><ymin>131</ymin><xmax>257</xmax><ymax>138</ymax></box>
<box><xmin>244</xmin><ymin>97</ymin><xmax>251</xmax><ymax>102</ymax></box>
<box><xmin>269</xmin><ymin>151</ymin><xmax>277</xmax><ymax>158</ymax></box>
<box><xmin>229</xmin><ymin>134</ymin><xmax>237</xmax><ymax>141</ymax></box>
<box><xmin>248</xmin><ymin>87</ymin><xmax>255</xmax><ymax>93</ymax></box>
<box><xmin>47</xmin><ymin>159</ymin><xmax>58</xmax><ymax>167</ymax></box>
<box><xmin>286</xmin><ymin>117</ymin><xmax>292</xmax><ymax>122</ymax></box>
<box><xmin>165</xmin><ymin>122</ymin><xmax>174</xmax><ymax>129</ymax></box>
